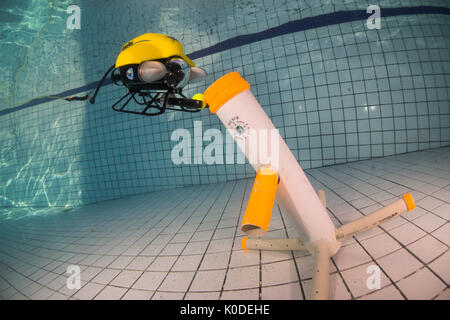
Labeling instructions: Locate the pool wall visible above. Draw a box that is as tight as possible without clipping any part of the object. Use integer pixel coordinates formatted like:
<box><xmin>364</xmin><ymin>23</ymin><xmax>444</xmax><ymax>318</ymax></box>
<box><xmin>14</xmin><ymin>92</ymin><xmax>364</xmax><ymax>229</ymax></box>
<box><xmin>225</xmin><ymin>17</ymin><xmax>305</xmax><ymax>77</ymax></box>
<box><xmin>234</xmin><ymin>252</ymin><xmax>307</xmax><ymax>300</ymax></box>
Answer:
<box><xmin>0</xmin><ymin>0</ymin><xmax>449</xmax><ymax>207</ymax></box>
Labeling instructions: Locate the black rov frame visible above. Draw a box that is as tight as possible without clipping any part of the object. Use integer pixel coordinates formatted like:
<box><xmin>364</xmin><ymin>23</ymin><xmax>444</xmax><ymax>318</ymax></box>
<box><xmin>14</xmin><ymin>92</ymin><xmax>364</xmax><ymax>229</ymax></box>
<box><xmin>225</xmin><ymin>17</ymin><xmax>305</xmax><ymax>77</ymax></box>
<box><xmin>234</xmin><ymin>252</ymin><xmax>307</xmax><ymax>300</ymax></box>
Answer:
<box><xmin>110</xmin><ymin>60</ymin><xmax>203</xmax><ymax>116</ymax></box>
<box><xmin>66</xmin><ymin>61</ymin><xmax>204</xmax><ymax>116</ymax></box>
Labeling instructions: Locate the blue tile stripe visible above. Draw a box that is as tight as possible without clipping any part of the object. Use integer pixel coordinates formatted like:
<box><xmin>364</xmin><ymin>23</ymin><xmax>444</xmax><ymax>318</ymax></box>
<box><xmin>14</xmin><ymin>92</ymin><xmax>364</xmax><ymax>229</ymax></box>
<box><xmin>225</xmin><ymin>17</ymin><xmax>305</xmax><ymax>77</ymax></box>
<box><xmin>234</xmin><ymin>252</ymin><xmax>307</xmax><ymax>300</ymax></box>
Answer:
<box><xmin>189</xmin><ymin>6</ymin><xmax>450</xmax><ymax>60</ymax></box>
<box><xmin>2</xmin><ymin>5</ymin><xmax>449</xmax><ymax>117</ymax></box>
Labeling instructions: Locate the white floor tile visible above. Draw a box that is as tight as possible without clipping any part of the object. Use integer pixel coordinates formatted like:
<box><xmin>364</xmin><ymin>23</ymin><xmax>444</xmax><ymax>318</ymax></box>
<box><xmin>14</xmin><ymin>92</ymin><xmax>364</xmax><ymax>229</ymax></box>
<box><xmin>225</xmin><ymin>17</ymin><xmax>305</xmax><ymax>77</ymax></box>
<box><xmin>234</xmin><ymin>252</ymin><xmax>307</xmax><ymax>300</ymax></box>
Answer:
<box><xmin>91</xmin><ymin>269</ymin><xmax>121</xmax><ymax>285</ymax></box>
<box><xmin>109</xmin><ymin>256</ymin><xmax>134</xmax><ymax>269</ymax></box>
<box><xmin>416</xmin><ymin>196</ymin><xmax>444</xmax><ymax>211</ymax></box>
<box><xmin>147</xmin><ymin>256</ymin><xmax>177</xmax><ymax>271</ymax></box>
<box><xmin>110</xmin><ymin>270</ymin><xmax>143</xmax><ymax>288</ymax></box>
<box><xmin>158</xmin><ymin>271</ymin><xmax>195</xmax><ymax>292</ymax></box>
<box><xmin>332</xmin><ymin>243</ymin><xmax>372</xmax><ymax>271</ymax></box>
<box><xmin>377</xmin><ymin>249</ymin><xmax>423</xmax><ymax>282</ymax></box>
<box><xmin>261</xmin><ymin>260</ymin><xmax>299</xmax><ymax>286</ymax></box>
<box><xmin>199</xmin><ymin>252</ymin><xmax>230</xmax><ymax>270</ymax></box>
<box><xmin>434</xmin><ymin>288</ymin><xmax>450</xmax><ymax>300</ymax></box>
<box><xmin>221</xmin><ymin>288</ymin><xmax>259</xmax><ymax>300</ymax></box>
<box><xmin>171</xmin><ymin>255</ymin><xmax>203</xmax><ymax>272</ymax></box>
<box><xmin>340</xmin><ymin>262</ymin><xmax>391</xmax><ymax>298</ymax></box>
<box><xmin>428</xmin><ymin>251</ymin><xmax>450</xmax><ymax>284</ymax></box>
<box><xmin>132</xmin><ymin>272</ymin><xmax>167</xmax><ymax>291</ymax></box>
<box><xmin>121</xmin><ymin>289</ymin><xmax>154</xmax><ymax>300</ymax></box>
<box><xmin>94</xmin><ymin>286</ymin><xmax>127</xmax><ymax>300</ymax></box>
<box><xmin>433</xmin><ymin>203</ymin><xmax>450</xmax><ymax>220</ymax></box>
<box><xmin>73</xmin><ymin>282</ymin><xmax>105</xmax><ymax>300</ymax></box>
<box><xmin>357</xmin><ymin>284</ymin><xmax>404</xmax><ymax>300</ymax></box>
<box><xmin>397</xmin><ymin>267</ymin><xmax>446</xmax><ymax>300</ymax></box>
<box><xmin>360</xmin><ymin>233</ymin><xmax>401</xmax><ymax>259</ymax></box>
<box><xmin>431</xmin><ymin>223</ymin><xmax>450</xmax><ymax>246</ymax></box>
<box><xmin>413</xmin><ymin>213</ymin><xmax>446</xmax><ymax>233</ymax></box>
<box><xmin>407</xmin><ymin>235</ymin><xmax>448</xmax><ymax>263</ymax></box>
<box><xmin>152</xmin><ymin>291</ymin><xmax>185</xmax><ymax>300</ymax></box>
<box><xmin>389</xmin><ymin>222</ymin><xmax>426</xmax><ymax>245</ymax></box>
<box><xmin>223</xmin><ymin>266</ymin><xmax>259</xmax><ymax>290</ymax></box>
<box><xmin>189</xmin><ymin>269</ymin><xmax>226</xmax><ymax>292</ymax></box>
<box><xmin>127</xmin><ymin>256</ymin><xmax>155</xmax><ymax>271</ymax></box>
<box><xmin>185</xmin><ymin>291</ymin><xmax>221</xmax><ymax>300</ymax></box>
<box><xmin>261</xmin><ymin>282</ymin><xmax>303</xmax><ymax>300</ymax></box>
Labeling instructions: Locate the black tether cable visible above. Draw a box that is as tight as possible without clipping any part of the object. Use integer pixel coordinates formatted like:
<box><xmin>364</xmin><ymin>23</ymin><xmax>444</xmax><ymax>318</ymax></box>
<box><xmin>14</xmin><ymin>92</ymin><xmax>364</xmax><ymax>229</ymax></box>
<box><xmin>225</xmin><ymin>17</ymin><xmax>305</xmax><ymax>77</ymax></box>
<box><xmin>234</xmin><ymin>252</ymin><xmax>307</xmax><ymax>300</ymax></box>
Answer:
<box><xmin>65</xmin><ymin>64</ymin><xmax>115</xmax><ymax>103</ymax></box>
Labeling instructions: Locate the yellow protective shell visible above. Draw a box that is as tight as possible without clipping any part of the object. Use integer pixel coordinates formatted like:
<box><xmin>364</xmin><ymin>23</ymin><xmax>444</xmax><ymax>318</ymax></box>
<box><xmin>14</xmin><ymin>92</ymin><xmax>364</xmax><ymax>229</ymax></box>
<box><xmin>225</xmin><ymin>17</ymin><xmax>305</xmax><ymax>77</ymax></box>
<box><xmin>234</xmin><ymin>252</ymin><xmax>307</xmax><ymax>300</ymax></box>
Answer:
<box><xmin>115</xmin><ymin>33</ymin><xmax>195</xmax><ymax>68</ymax></box>
<box><xmin>241</xmin><ymin>167</ymin><xmax>278</xmax><ymax>237</ymax></box>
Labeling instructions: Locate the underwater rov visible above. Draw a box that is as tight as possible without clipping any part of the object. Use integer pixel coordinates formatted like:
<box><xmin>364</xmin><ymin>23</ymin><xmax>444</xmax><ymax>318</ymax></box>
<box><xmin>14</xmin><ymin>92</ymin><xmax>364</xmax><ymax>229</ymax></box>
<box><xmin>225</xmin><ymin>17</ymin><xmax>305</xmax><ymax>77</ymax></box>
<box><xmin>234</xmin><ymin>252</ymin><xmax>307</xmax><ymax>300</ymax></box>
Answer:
<box><xmin>67</xmin><ymin>33</ymin><xmax>207</xmax><ymax>116</ymax></box>
<box><xmin>200</xmin><ymin>72</ymin><xmax>416</xmax><ymax>300</ymax></box>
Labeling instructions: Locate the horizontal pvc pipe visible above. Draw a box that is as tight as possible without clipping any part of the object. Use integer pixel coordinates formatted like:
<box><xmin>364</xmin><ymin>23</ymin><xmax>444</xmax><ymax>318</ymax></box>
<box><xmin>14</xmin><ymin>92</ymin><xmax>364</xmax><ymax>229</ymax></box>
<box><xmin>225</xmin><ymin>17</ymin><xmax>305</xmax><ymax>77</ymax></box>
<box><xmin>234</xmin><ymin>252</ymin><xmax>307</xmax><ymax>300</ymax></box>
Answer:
<box><xmin>336</xmin><ymin>193</ymin><xmax>415</xmax><ymax>240</ymax></box>
<box><xmin>242</xmin><ymin>237</ymin><xmax>306</xmax><ymax>251</ymax></box>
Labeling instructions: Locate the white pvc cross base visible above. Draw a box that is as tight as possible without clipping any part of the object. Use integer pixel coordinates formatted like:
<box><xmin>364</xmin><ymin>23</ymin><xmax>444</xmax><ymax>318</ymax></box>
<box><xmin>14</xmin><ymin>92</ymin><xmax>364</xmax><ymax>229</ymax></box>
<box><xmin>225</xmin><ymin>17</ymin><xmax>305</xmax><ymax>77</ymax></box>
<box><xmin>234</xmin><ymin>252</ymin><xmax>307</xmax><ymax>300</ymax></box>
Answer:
<box><xmin>243</xmin><ymin>189</ymin><xmax>413</xmax><ymax>300</ymax></box>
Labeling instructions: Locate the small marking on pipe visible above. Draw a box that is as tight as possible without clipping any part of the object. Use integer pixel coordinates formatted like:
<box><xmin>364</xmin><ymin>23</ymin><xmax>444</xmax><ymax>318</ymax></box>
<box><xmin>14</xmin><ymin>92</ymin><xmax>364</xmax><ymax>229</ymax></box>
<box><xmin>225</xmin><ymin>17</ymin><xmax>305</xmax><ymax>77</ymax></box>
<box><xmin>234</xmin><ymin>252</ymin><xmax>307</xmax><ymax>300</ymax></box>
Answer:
<box><xmin>379</xmin><ymin>212</ymin><xmax>398</xmax><ymax>224</ymax></box>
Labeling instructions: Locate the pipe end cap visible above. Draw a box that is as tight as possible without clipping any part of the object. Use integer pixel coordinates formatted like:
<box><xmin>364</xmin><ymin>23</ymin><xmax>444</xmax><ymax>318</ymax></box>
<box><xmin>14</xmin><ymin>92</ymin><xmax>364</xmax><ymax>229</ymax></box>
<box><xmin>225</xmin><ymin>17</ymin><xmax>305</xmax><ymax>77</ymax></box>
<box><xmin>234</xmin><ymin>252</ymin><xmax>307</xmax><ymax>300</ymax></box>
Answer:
<box><xmin>403</xmin><ymin>193</ymin><xmax>415</xmax><ymax>211</ymax></box>
<box><xmin>203</xmin><ymin>72</ymin><xmax>250</xmax><ymax>114</ymax></box>
<box><xmin>241</xmin><ymin>237</ymin><xmax>248</xmax><ymax>251</ymax></box>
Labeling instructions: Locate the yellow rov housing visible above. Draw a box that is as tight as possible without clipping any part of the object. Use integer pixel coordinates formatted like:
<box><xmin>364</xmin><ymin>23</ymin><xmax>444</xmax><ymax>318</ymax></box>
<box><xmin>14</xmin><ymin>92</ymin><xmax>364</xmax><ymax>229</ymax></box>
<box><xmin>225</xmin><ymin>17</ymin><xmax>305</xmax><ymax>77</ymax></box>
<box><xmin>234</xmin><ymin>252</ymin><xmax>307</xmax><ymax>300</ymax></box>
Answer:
<box><xmin>107</xmin><ymin>33</ymin><xmax>207</xmax><ymax>116</ymax></box>
<box><xmin>115</xmin><ymin>33</ymin><xmax>195</xmax><ymax>68</ymax></box>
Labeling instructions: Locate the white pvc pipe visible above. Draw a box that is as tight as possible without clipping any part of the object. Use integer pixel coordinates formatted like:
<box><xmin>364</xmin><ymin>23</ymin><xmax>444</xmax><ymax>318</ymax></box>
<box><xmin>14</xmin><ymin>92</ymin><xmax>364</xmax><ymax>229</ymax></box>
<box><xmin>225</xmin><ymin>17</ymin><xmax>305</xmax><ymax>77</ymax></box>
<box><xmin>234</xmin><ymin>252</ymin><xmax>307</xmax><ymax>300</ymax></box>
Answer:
<box><xmin>336</xmin><ymin>195</ymin><xmax>414</xmax><ymax>240</ymax></box>
<box><xmin>317</xmin><ymin>189</ymin><xmax>326</xmax><ymax>209</ymax></box>
<box><xmin>242</xmin><ymin>237</ymin><xmax>306</xmax><ymax>251</ymax></box>
<box><xmin>310</xmin><ymin>239</ymin><xmax>330</xmax><ymax>300</ymax></box>
<box><xmin>214</xmin><ymin>86</ymin><xmax>340</xmax><ymax>255</ymax></box>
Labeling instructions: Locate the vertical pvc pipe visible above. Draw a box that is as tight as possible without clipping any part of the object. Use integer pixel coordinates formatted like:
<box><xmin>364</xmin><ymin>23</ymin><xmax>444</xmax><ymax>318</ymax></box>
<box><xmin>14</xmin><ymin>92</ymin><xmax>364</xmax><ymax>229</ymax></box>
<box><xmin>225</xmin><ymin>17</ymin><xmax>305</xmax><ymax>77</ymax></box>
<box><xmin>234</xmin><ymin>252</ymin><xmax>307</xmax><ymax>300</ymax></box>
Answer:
<box><xmin>204</xmin><ymin>72</ymin><xmax>341</xmax><ymax>255</ymax></box>
<box><xmin>310</xmin><ymin>239</ymin><xmax>330</xmax><ymax>300</ymax></box>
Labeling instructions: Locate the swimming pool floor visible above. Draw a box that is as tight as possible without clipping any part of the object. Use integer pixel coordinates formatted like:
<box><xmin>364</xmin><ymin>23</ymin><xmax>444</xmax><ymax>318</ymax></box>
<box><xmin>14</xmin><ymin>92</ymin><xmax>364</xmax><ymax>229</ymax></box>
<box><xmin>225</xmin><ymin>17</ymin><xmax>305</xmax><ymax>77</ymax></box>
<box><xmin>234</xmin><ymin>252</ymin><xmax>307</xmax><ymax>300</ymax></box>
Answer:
<box><xmin>0</xmin><ymin>147</ymin><xmax>449</xmax><ymax>300</ymax></box>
